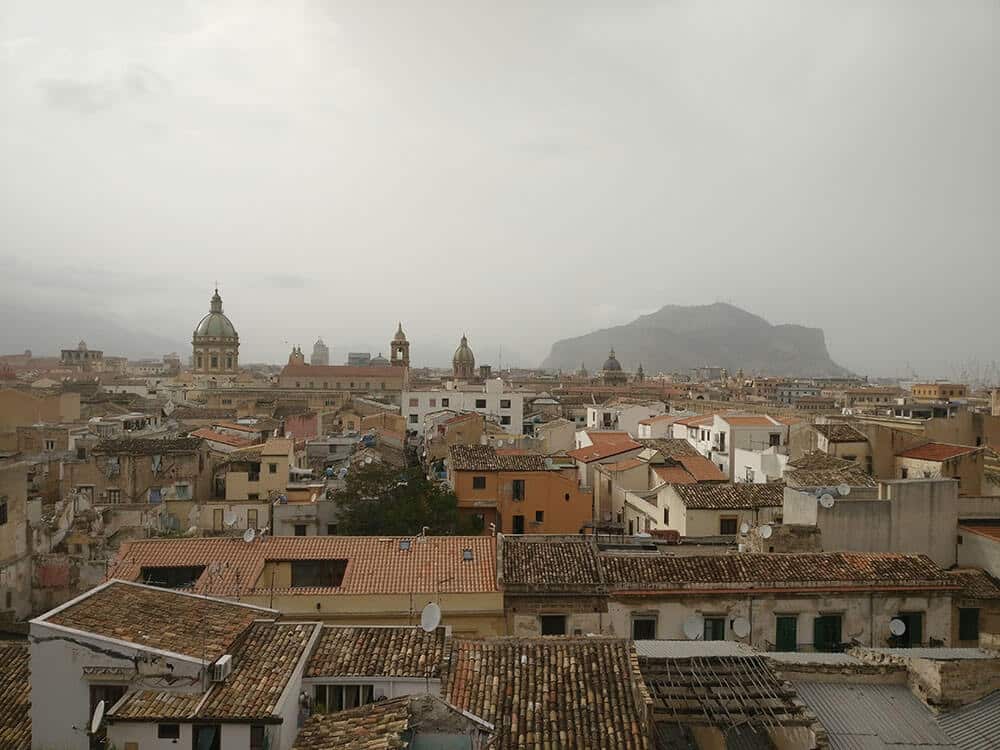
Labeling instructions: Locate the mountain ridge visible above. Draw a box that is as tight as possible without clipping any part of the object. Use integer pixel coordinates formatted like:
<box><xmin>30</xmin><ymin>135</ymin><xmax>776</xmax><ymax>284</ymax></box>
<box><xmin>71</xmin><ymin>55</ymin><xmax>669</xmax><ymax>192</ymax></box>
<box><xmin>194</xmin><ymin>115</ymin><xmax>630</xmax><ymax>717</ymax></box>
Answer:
<box><xmin>540</xmin><ymin>303</ymin><xmax>850</xmax><ymax>377</ymax></box>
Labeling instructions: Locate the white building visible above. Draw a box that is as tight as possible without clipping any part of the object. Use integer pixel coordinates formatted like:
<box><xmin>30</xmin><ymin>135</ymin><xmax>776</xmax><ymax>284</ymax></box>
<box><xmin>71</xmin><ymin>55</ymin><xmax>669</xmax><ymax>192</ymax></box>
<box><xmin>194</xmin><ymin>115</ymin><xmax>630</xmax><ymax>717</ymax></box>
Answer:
<box><xmin>636</xmin><ymin>409</ymin><xmax>697</xmax><ymax>439</ymax></box>
<box><xmin>586</xmin><ymin>399</ymin><xmax>666</xmax><ymax>437</ymax></box>
<box><xmin>403</xmin><ymin>378</ymin><xmax>525</xmax><ymax>435</ymax></box>
<box><xmin>675</xmin><ymin>414</ymin><xmax>789</xmax><ymax>481</ymax></box>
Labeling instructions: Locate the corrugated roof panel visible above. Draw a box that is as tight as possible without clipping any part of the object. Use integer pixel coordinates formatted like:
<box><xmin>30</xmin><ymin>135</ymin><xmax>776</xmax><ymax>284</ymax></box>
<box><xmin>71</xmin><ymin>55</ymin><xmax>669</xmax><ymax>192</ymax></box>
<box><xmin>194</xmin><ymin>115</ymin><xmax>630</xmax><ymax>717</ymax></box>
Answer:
<box><xmin>792</xmin><ymin>681</ymin><xmax>956</xmax><ymax>748</ymax></box>
<box><xmin>936</xmin><ymin>689</ymin><xmax>1000</xmax><ymax>749</ymax></box>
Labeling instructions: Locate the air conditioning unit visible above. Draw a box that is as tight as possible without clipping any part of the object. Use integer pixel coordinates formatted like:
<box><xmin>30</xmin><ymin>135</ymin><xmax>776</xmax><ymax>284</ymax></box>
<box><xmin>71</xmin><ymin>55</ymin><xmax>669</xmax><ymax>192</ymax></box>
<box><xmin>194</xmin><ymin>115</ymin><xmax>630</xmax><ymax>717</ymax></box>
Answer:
<box><xmin>211</xmin><ymin>654</ymin><xmax>232</xmax><ymax>682</ymax></box>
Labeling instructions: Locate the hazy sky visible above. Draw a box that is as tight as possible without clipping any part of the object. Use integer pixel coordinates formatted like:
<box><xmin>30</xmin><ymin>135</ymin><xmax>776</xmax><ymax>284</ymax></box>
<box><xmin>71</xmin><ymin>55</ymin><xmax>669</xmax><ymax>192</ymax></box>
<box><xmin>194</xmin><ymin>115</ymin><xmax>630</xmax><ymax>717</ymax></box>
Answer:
<box><xmin>2</xmin><ymin>1</ymin><xmax>997</xmax><ymax>376</ymax></box>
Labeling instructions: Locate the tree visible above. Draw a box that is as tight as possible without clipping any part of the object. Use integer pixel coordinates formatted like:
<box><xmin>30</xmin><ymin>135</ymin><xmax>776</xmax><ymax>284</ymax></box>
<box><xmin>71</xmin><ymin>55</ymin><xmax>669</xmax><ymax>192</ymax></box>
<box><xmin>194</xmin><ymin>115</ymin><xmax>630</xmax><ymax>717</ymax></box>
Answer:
<box><xmin>334</xmin><ymin>463</ymin><xmax>481</xmax><ymax>536</ymax></box>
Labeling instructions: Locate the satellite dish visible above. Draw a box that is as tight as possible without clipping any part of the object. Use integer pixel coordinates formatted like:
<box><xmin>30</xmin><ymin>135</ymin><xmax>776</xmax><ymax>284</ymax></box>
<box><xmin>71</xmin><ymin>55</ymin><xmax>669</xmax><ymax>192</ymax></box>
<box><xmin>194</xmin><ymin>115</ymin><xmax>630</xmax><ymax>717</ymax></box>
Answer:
<box><xmin>739</xmin><ymin>522</ymin><xmax>750</xmax><ymax>535</ymax></box>
<box><xmin>184</xmin><ymin>526</ymin><xmax>198</xmax><ymax>537</ymax></box>
<box><xmin>365</xmin><ymin>456</ymin><xmax>373</xmax><ymax>464</ymax></box>
<box><xmin>420</xmin><ymin>602</ymin><xmax>442</xmax><ymax>632</ymax></box>
<box><xmin>837</xmin><ymin>484</ymin><xmax>851</xmax><ymax>497</ymax></box>
<box><xmin>243</xmin><ymin>528</ymin><xmax>256</xmax><ymax>544</ymax></box>
<box><xmin>223</xmin><ymin>511</ymin><xmax>237</xmax><ymax>527</ymax></box>
<box><xmin>683</xmin><ymin>614</ymin><xmax>704</xmax><ymax>640</ymax></box>
<box><xmin>889</xmin><ymin>618</ymin><xmax>906</xmax><ymax>636</ymax></box>
<box><xmin>90</xmin><ymin>700</ymin><xmax>105</xmax><ymax>734</ymax></box>
<box><xmin>819</xmin><ymin>494</ymin><xmax>835</xmax><ymax>509</ymax></box>
<box><xmin>759</xmin><ymin>524</ymin><xmax>773</xmax><ymax>539</ymax></box>
<box><xmin>731</xmin><ymin>616</ymin><xmax>751</xmax><ymax>638</ymax></box>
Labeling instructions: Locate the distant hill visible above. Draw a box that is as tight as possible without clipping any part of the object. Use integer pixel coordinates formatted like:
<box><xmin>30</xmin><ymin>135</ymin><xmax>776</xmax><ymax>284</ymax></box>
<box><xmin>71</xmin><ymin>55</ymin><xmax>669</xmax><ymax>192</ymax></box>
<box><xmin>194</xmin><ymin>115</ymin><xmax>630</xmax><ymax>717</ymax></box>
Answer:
<box><xmin>0</xmin><ymin>302</ymin><xmax>187</xmax><ymax>360</ymax></box>
<box><xmin>540</xmin><ymin>303</ymin><xmax>850</xmax><ymax>377</ymax></box>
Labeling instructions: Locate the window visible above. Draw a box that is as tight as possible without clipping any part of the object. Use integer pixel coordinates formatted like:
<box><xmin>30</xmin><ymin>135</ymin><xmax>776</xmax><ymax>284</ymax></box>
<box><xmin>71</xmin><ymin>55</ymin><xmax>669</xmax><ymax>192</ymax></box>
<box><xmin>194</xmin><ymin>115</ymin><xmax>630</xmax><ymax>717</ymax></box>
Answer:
<box><xmin>769</xmin><ymin>433</ymin><xmax>780</xmax><ymax>447</ymax></box>
<box><xmin>775</xmin><ymin>615</ymin><xmax>797</xmax><ymax>651</ymax></box>
<box><xmin>745</xmin><ymin>467</ymin><xmax>755</xmax><ymax>483</ymax></box>
<box><xmin>512</xmin><ymin>479</ymin><xmax>525</xmax><ymax>501</ymax></box>
<box><xmin>441</xmin><ymin>398</ymin><xmax>449</xmax><ymax>407</ymax></box>
<box><xmin>409</xmin><ymin>398</ymin><xmax>419</xmax><ymax>407</ymax></box>
<box><xmin>535</xmin><ymin>510</ymin><xmax>544</xmax><ymax>523</ymax></box>
<box><xmin>294</xmin><ymin>524</ymin><xmax>307</xmax><ymax>536</ymax></box>
<box><xmin>210</xmin><ymin>355</ymin><xmax>218</xmax><ymax>368</ymax></box>
<box><xmin>174</xmin><ymin>484</ymin><xmax>190</xmax><ymax>500</ymax></box>
<box><xmin>475</xmin><ymin>399</ymin><xmax>487</xmax><ymax>409</ymax></box>
<box><xmin>500</xmin><ymin>399</ymin><xmax>511</xmax><ymax>409</ymax></box>
<box><xmin>226</xmin><ymin>356</ymin><xmax>233</xmax><ymax>369</ymax></box>
<box><xmin>291</xmin><ymin>559</ymin><xmax>347</xmax><ymax>587</ymax></box>
<box><xmin>149</xmin><ymin>487</ymin><xmax>162</xmax><ymax>504</ymax></box>
<box><xmin>44</xmin><ymin>439</ymin><xmax>56</xmax><ymax>451</ymax></box>
<box><xmin>512</xmin><ymin>515</ymin><xmax>525</xmax><ymax>534</ymax></box>
<box><xmin>813</xmin><ymin>614</ymin><xmax>842</xmax><ymax>652</ymax></box>
<box><xmin>959</xmin><ymin>608</ymin><xmax>980</xmax><ymax>642</ymax></box>
<box><xmin>313</xmin><ymin>684</ymin><xmax>375</xmax><ymax>713</ymax></box>
<box><xmin>196</xmin><ymin>355</ymin><xmax>203</xmax><ymax>369</ymax></box>
<box><xmin>901</xmin><ymin>467</ymin><xmax>909</xmax><ymax>479</ymax></box>
<box><xmin>540</xmin><ymin>614</ymin><xmax>567</xmax><ymax>635</ymax></box>
<box><xmin>703</xmin><ymin>617</ymin><xmax>726</xmax><ymax>641</ymax></box>
<box><xmin>719</xmin><ymin>517</ymin><xmax>738</xmax><ymax>535</ymax></box>
<box><xmin>141</xmin><ymin>565</ymin><xmax>207</xmax><ymax>588</ymax></box>
<box><xmin>268</xmin><ymin>463</ymin><xmax>277</xmax><ymax>474</ymax></box>
<box><xmin>107</xmin><ymin>489</ymin><xmax>120</xmax><ymax>504</ymax></box>
<box><xmin>192</xmin><ymin>724</ymin><xmax>221</xmax><ymax>750</ymax></box>
<box><xmin>632</xmin><ymin>616</ymin><xmax>657</xmax><ymax>640</ymax></box>
<box><xmin>892</xmin><ymin>612</ymin><xmax>923</xmax><ymax>648</ymax></box>
<box><xmin>158</xmin><ymin>724</ymin><xmax>180</xmax><ymax>739</ymax></box>
<box><xmin>472</xmin><ymin>476</ymin><xmax>487</xmax><ymax>489</ymax></box>
<box><xmin>248</xmin><ymin>493</ymin><xmax>259</xmax><ymax>501</ymax></box>
<box><xmin>248</xmin><ymin>509</ymin><xmax>258</xmax><ymax>528</ymax></box>
<box><xmin>327</xmin><ymin>523</ymin><xmax>338</xmax><ymax>535</ymax></box>
<box><xmin>500</xmin><ymin>415</ymin><xmax>511</xmax><ymax>425</ymax></box>
<box><xmin>250</xmin><ymin>725</ymin><xmax>266</xmax><ymax>750</ymax></box>
<box><xmin>409</xmin><ymin>414</ymin><xmax>419</xmax><ymax>424</ymax></box>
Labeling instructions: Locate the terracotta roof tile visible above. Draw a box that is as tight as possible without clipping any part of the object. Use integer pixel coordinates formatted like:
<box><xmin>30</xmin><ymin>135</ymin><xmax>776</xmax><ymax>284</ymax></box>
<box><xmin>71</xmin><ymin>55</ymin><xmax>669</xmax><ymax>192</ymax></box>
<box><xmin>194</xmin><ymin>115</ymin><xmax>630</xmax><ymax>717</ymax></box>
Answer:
<box><xmin>671</xmin><ymin>483</ymin><xmax>784</xmax><ymax>509</ymax></box>
<box><xmin>675</xmin><ymin>455</ymin><xmax>727</xmax><ymax>482</ymax></box>
<box><xmin>42</xmin><ymin>581</ymin><xmax>271</xmax><ymax>661</ymax></box>
<box><xmin>109</xmin><ymin>536</ymin><xmax>498</xmax><ymax>596</ymax></box>
<box><xmin>500</xmin><ymin>536</ymin><xmax>603</xmax><ymax>589</ymax></box>
<box><xmin>199</xmin><ymin>622</ymin><xmax>317</xmax><ymax>720</ymax></box>
<box><xmin>786</xmin><ymin>451</ymin><xmax>855</xmax><ymax>471</ymax></box>
<box><xmin>601</xmin><ymin>457</ymin><xmax>645</xmax><ymax>472</ymax></box>
<box><xmin>189</xmin><ymin>428</ymin><xmax>255</xmax><ymax>447</ymax></box>
<box><xmin>444</xmin><ymin>638</ymin><xmax>650</xmax><ymax>750</ymax></box>
<box><xmin>674</xmin><ymin>414</ymin><xmax>715</xmax><ymax>427</ymax></box>
<box><xmin>94</xmin><ymin>437</ymin><xmax>203</xmax><ymax>455</ymax></box>
<box><xmin>947</xmin><ymin>568</ymin><xmax>1000</xmax><ymax>600</ymax></box>
<box><xmin>567</xmin><ymin>432</ymin><xmax>641</xmax><ymax>463</ymax></box>
<box><xmin>450</xmin><ymin>444</ymin><xmax>546</xmax><ymax>472</ymax></box>
<box><xmin>602</xmin><ymin>552</ymin><xmax>950</xmax><ymax>590</ymax></box>
<box><xmin>897</xmin><ymin>442</ymin><xmax>981</xmax><ymax>462</ymax></box>
<box><xmin>291</xmin><ymin>696</ymin><xmax>413</xmax><ymax>749</ymax></box>
<box><xmin>812</xmin><ymin>423</ymin><xmax>868</xmax><ymax>443</ymax></box>
<box><xmin>654</xmin><ymin>466</ymin><xmax>697</xmax><ymax>485</ymax></box>
<box><xmin>784</xmin><ymin>466</ymin><xmax>876</xmax><ymax>489</ymax></box>
<box><xmin>110</xmin><ymin>690</ymin><xmax>203</xmax><ymax>721</ymax></box>
<box><xmin>0</xmin><ymin>643</ymin><xmax>29</xmax><ymax>750</ymax></box>
<box><xmin>306</xmin><ymin>626</ymin><xmax>448</xmax><ymax>678</ymax></box>
<box><xmin>636</xmin><ymin>438</ymin><xmax>699</xmax><ymax>459</ymax></box>
<box><xmin>281</xmin><ymin>364</ymin><xmax>405</xmax><ymax>379</ymax></box>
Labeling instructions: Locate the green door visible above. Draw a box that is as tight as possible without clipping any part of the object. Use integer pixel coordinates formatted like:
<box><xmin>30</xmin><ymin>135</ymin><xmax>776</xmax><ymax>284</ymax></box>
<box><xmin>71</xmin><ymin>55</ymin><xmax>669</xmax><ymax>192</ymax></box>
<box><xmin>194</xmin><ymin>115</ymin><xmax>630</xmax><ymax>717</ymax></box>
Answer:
<box><xmin>776</xmin><ymin>616</ymin><xmax>797</xmax><ymax>652</ymax></box>
<box><xmin>813</xmin><ymin>615</ymin><xmax>842</xmax><ymax>652</ymax></box>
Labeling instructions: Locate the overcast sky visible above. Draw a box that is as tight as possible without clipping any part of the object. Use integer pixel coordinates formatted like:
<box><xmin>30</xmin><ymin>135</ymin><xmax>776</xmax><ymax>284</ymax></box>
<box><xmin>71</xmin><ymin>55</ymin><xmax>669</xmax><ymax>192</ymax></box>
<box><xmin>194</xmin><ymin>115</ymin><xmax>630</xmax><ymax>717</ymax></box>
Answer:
<box><xmin>1</xmin><ymin>1</ymin><xmax>997</xmax><ymax>377</ymax></box>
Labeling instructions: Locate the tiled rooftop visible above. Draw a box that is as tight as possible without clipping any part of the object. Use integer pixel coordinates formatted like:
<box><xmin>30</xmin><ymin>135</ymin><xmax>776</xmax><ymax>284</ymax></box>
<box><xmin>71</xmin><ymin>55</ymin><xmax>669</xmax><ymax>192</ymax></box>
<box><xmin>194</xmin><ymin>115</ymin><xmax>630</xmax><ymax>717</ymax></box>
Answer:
<box><xmin>600</xmin><ymin>457</ymin><xmax>645</xmax><ymax>472</ymax></box>
<box><xmin>786</xmin><ymin>451</ymin><xmax>857</xmax><ymax>471</ymax></box>
<box><xmin>444</xmin><ymin>638</ymin><xmax>650</xmax><ymax>750</ymax></box>
<box><xmin>40</xmin><ymin>580</ymin><xmax>272</xmax><ymax>661</ymax></box>
<box><xmin>653</xmin><ymin>466</ymin><xmax>696</xmax><ymax>485</ymax></box>
<box><xmin>635</xmin><ymin>438</ymin><xmax>699</xmax><ymax>458</ymax></box>
<box><xmin>199</xmin><ymin>622</ymin><xmax>317</xmax><ymax>720</ymax></box>
<box><xmin>109</xmin><ymin>536</ymin><xmax>499</xmax><ymax>596</ymax></box>
<box><xmin>449</xmin><ymin>444</ymin><xmax>547</xmax><ymax>472</ymax></box>
<box><xmin>675</xmin><ymin>455</ymin><xmax>727</xmax><ymax>482</ymax></box>
<box><xmin>566</xmin><ymin>432</ymin><xmax>642</xmax><ymax>463</ymax></box>
<box><xmin>94</xmin><ymin>436</ymin><xmax>203</xmax><ymax>455</ymax></box>
<box><xmin>946</xmin><ymin>568</ymin><xmax>1000</xmax><ymax>599</ymax></box>
<box><xmin>500</xmin><ymin>536</ymin><xmax>603</xmax><ymax>589</ymax></box>
<box><xmin>813</xmin><ymin>422</ymin><xmax>868</xmax><ymax>443</ymax></box>
<box><xmin>671</xmin><ymin>482</ymin><xmax>785</xmax><ymax>509</ymax></box>
<box><xmin>0</xmin><ymin>643</ymin><xmax>30</xmax><ymax>750</ymax></box>
<box><xmin>602</xmin><ymin>552</ymin><xmax>951</xmax><ymax>590</ymax></box>
<box><xmin>291</xmin><ymin>696</ymin><xmax>413</xmax><ymax>749</ymax></box>
<box><xmin>784</xmin><ymin>466</ymin><xmax>877</xmax><ymax>489</ymax></box>
<box><xmin>306</xmin><ymin>626</ymin><xmax>448</xmax><ymax>678</ymax></box>
<box><xmin>189</xmin><ymin>427</ymin><xmax>255</xmax><ymax>447</ymax></box>
<box><xmin>281</xmin><ymin>364</ymin><xmax>405</xmax><ymax>378</ymax></box>
<box><xmin>897</xmin><ymin>442</ymin><xmax>981</xmax><ymax>462</ymax></box>
<box><xmin>110</xmin><ymin>690</ymin><xmax>203</xmax><ymax>721</ymax></box>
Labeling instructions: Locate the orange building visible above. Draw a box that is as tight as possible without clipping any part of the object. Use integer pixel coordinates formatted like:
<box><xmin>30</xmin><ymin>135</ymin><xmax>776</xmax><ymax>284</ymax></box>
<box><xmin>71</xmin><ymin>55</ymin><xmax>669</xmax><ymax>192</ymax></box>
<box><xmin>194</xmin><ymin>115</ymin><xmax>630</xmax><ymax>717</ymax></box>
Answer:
<box><xmin>912</xmin><ymin>382</ymin><xmax>968</xmax><ymax>401</ymax></box>
<box><xmin>448</xmin><ymin>445</ymin><xmax>593</xmax><ymax>535</ymax></box>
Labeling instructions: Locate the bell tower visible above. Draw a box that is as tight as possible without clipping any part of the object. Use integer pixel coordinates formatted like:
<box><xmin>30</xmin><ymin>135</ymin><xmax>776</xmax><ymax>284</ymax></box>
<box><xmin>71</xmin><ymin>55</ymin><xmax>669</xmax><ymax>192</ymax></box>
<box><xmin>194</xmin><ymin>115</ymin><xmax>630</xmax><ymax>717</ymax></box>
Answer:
<box><xmin>390</xmin><ymin>322</ymin><xmax>410</xmax><ymax>368</ymax></box>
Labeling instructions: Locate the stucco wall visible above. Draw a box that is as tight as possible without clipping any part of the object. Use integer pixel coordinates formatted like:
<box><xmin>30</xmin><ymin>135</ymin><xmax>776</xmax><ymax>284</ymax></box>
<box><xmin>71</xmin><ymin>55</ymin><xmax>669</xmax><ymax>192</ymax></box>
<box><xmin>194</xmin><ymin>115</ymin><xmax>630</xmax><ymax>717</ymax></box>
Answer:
<box><xmin>608</xmin><ymin>591</ymin><xmax>952</xmax><ymax>649</ymax></box>
<box><xmin>957</xmin><ymin>529</ymin><xmax>1000</xmax><ymax>578</ymax></box>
